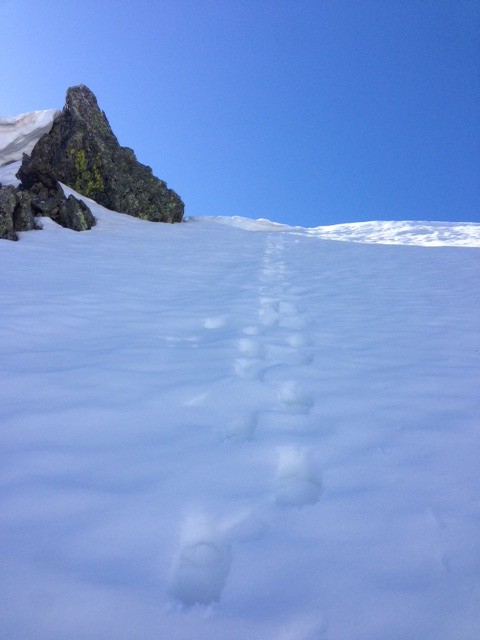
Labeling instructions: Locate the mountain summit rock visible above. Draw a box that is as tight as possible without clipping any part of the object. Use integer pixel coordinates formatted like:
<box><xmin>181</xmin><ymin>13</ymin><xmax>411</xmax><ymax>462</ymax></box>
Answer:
<box><xmin>20</xmin><ymin>85</ymin><xmax>184</xmax><ymax>223</ymax></box>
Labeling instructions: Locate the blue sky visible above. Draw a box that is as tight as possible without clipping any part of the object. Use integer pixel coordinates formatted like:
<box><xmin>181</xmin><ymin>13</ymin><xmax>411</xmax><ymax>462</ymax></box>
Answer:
<box><xmin>1</xmin><ymin>0</ymin><xmax>479</xmax><ymax>226</ymax></box>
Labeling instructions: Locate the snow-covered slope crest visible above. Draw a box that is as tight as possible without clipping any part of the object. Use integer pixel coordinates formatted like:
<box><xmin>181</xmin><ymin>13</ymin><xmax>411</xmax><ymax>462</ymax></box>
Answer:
<box><xmin>0</xmin><ymin>109</ymin><xmax>60</xmax><ymax>167</ymax></box>
<box><xmin>306</xmin><ymin>219</ymin><xmax>480</xmax><ymax>247</ymax></box>
<box><xmin>208</xmin><ymin>215</ymin><xmax>480</xmax><ymax>248</ymax></box>
<box><xmin>1</xmin><ymin>128</ymin><xmax>478</xmax><ymax>248</ymax></box>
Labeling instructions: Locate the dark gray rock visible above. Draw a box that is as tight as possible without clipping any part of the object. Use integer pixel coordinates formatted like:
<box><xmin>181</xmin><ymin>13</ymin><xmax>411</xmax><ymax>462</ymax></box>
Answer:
<box><xmin>0</xmin><ymin>185</ymin><xmax>41</xmax><ymax>240</ymax></box>
<box><xmin>13</xmin><ymin>190</ymin><xmax>39</xmax><ymax>232</ymax></box>
<box><xmin>17</xmin><ymin>154</ymin><xmax>60</xmax><ymax>191</ymax></box>
<box><xmin>59</xmin><ymin>195</ymin><xmax>96</xmax><ymax>231</ymax></box>
<box><xmin>1</xmin><ymin>156</ymin><xmax>95</xmax><ymax>240</ymax></box>
<box><xmin>19</xmin><ymin>153</ymin><xmax>65</xmax><ymax>217</ymax></box>
<box><xmin>24</xmin><ymin>85</ymin><xmax>184</xmax><ymax>223</ymax></box>
<box><xmin>0</xmin><ymin>185</ymin><xmax>18</xmax><ymax>240</ymax></box>
<box><xmin>15</xmin><ymin>151</ymin><xmax>96</xmax><ymax>233</ymax></box>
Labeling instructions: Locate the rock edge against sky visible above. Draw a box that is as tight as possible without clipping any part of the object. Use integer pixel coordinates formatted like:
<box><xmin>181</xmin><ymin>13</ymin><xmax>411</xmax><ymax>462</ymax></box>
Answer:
<box><xmin>0</xmin><ymin>85</ymin><xmax>184</xmax><ymax>239</ymax></box>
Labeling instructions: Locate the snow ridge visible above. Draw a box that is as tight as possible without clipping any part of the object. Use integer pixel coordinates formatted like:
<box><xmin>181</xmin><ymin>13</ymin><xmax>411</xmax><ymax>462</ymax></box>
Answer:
<box><xmin>207</xmin><ymin>215</ymin><xmax>480</xmax><ymax>247</ymax></box>
<box><xmin>1</xmin><ymin>108</ymin><xmax>479</xmax><ymax>247</ymax></box>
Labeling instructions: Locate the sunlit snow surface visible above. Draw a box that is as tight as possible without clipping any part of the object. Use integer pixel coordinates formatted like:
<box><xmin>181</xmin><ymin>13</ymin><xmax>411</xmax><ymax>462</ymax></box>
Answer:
<box><xmin>0</xmin><ymin>110</ymin><xmax>60</xmax><ymax>167</ymax></box>
<box><xmin>1</xmin><ymin>176</ymin><xmax>480</xmax><ymax>639</ymax></box>
<box><xmin>213</xmin><ymin>214</ymin><xmax>480</xmax><ymax>248</ymax></box>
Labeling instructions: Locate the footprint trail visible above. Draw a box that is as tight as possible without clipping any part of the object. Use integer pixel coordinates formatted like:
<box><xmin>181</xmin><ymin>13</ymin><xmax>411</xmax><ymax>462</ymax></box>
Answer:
<box><xmin>172</xmin><ymin>231</ymin><xmax>322</xmax><ymax>606</ymax></box>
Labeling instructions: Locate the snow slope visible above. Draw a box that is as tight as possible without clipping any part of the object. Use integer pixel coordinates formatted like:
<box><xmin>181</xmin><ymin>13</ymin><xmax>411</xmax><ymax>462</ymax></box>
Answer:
<box><xmin>0</xmin><ymin>109</ymin><xmax>60</xmax><ymax>167</ymax></box>
<box><xmin>1</xmin><ymin>182</ymin><xmax>480</xmax><ymax>639</ymax></box>
<box><xmin>1</xmin><ymin>114</ymin><xmax>480</xmax><ymax>638</ymax></box>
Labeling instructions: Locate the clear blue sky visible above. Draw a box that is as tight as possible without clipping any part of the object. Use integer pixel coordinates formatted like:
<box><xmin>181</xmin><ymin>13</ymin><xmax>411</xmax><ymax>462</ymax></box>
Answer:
<box><xmin>1</xmin><ymin>0</ymin><xmax>479</xmax><ymax>226</ymax></box>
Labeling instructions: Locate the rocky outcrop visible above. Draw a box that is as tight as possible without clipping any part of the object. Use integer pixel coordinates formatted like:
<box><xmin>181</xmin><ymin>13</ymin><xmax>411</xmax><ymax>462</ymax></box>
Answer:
<box><xmin>17</xmin><ymin>154</ymin><xmax>95</xmax><ymax>231</ymax></box>
<box><xmin>61</xmin><ymin>195</ymin><xmax>96</xmax><ymax>231</ymax></box>
<box><xmin>1</xmin><ymin>83</ymin><xmax>183</xmax><ymax>240</ymax></box>
<box><xmin>23</xmin><ymin>85</ymin><xmax>184</xmax><ymax>223</ymax></box>
<box><xmin>1</xmin><ymin>157</ymin><xmax>96</xmax><ymax>240</ymax></box>
<box><xmin>0</xmin><ymin>186</ymin><xmax>20</xmax><ymax>240</ymax></box>
<box><xmin>0</xmin><ymin>184</ymin><xmax>40</xmax><ymax>241</ymax></box>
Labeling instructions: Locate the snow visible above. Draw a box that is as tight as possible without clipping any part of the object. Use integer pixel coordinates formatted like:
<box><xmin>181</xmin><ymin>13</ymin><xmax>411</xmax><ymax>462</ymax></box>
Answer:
<box><xmin>0</xmin><ymin>159</ymin><xmax>21</xmax><ymax>186</ymax></box>
<box><xmin>1</xmin><ymin>134</ymin><xmax>480</xmax><ymax>638</ymax></box>
<box><xmin>212</xmin><ymin>215</ymin><xmax>480</xmax><ymax>248</ymax></box>
<box><xmin>0</xmin><ymin>109</ymin><xmax>60</xmax><ymax>167</ymax></box>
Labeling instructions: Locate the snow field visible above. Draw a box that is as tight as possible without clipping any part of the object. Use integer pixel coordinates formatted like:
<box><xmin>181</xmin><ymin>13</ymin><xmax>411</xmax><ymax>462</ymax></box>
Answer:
<box><xmin>0</xmin><ymin>192</ymin><xmax>479</xmax><ymax>639</ymax></box>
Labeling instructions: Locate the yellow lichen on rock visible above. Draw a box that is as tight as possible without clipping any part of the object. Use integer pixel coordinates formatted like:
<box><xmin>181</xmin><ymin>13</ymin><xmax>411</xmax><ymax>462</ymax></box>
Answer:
<box><xmin>69</xmin><ymin>148</ymin><xmax>104</xmax><ymax>197</ymax></box>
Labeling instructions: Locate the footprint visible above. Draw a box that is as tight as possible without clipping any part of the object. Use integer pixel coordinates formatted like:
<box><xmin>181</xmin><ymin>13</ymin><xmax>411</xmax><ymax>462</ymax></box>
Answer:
<box><xmin>278</xmin><ymin>612</ymin><xmax>327</xmax><ymax>639</ymax></box>
<box><xmin>233</xmin><ymin>358</ymin><xmax>265</xmax><ymax>380</ymax></box>
<box><xmin>286</xmin><ymin>333</ymin><xmax>312</xmax><ymax>349</ymax></box>
<box><xmin>294</xmin><ymin>350</ymin><xmax>314</xmax><ymax>365</ymax></box>
<box><xmin>260</xmin><ymin>296</ymin><xmax>279</xmax><ymax>309</ymax></box>
<box><xmin>259</xmin><ymin>307</ymin><xmax>279</xmax><ymax>327</ymax></box>
<box><xmin>279</xmin><ymin>315</ymin><xmax>309</xmax><ymax>330</ymax></box>
<box><xmin>278</xmin><ymin>381</ymin><xmax>314</xmax><ymax>414</ymax></box>
<box><xmin>237</xmin><ymin>338</ymin><xmax>265</xmax><ymax>359</ymax></box>
<box><xmin>278</xmin><ymin>301</ymin><xmax>299</xmax><ymax>317</ymax></box>
<box><xmin>264</xmin><ymin>344</ymin><xmax>313</xmax><ymax>366</ymax></box>
<box><xmin>222</xmin><ymin>413</ymin><xmax>258</xmax><ymax>441</ymax></box>
<box><xmin>168</xmin><ymin>514</ymin><xmax>231</xmax><ymax>606</ymax></box>
<box><xmin>204</xmin><ymin>315</ymin><xmax>228</xmax><ymax>329</ymax></box>
<box><xmin>274</xmin><ymin>446</ymin><xmax>322</xmax><ymax>507</ymax></box>
<box><xmin>262</xmin><ymin>266</ymin><xmax>277</xmax><ymax>278</ymax></box>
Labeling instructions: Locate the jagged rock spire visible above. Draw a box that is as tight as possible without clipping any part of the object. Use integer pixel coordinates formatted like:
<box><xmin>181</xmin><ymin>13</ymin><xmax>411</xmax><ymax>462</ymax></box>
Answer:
<box><xmin>22</xmin><ymin>85</ymin><xmax>184</xmax><ymax>223</ymax></box>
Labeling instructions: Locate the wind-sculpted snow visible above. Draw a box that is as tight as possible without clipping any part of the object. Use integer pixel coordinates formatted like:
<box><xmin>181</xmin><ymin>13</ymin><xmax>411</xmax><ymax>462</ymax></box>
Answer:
<box><xmin>0</xmin><ymin>195</ymin><xmax>480</xmax><ymax>639</ymax></box>
<box><xmin>209</xmin><ymin>215</ymin><xmax>480</xmax><ymax>247</ymax></box>
<box><xmin>0</xmin><ymin>109</ymin><xmax>60</xmax><ymax>167</ymax></box>
<box><xmin>305</xmin><ymin>219</ymin><xmax>480</xmax><ymax>247</ymax></box>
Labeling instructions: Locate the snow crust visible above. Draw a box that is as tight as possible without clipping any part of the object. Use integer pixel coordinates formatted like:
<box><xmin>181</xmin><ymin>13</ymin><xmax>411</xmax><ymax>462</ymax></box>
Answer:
<box><xmin>1</xmin><ymin>186</ymin><xmax>479</xmax><ymax>639</ymax></box>
<box><xmin>0</xmin><ymin>109</ymin><xmax>60</xmax><ymax>167</ymax></box>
